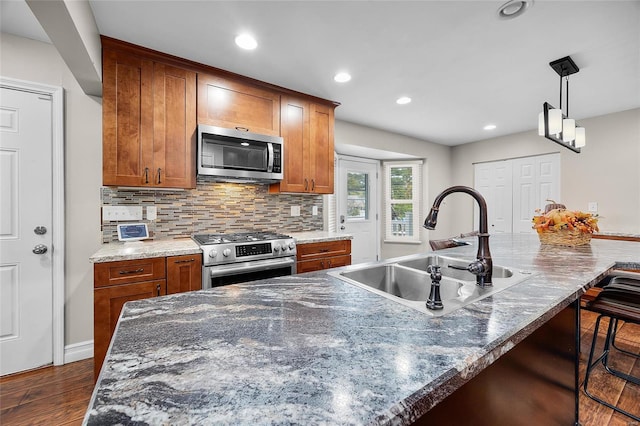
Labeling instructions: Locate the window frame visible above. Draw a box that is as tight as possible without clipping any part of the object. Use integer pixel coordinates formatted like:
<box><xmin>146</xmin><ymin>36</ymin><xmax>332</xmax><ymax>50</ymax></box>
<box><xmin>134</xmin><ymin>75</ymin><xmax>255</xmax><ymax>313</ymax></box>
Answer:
<box><xmin>383</xmin><ymin>160</ymin><xmax>423</xmax><ymax>243</ymax></box>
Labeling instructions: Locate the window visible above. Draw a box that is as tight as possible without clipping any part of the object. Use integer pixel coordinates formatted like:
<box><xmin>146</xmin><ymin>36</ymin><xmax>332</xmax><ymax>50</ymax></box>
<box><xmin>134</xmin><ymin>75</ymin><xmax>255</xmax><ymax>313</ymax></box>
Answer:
<box><xmin>384</xmin><ymin>161</ymin><xmax>422</xmax><ymax>242</ymax></box>
<box><xmin>347</xmin><ymin>171</ymin><xmax>369</xmax><ymax>220</ymax></box>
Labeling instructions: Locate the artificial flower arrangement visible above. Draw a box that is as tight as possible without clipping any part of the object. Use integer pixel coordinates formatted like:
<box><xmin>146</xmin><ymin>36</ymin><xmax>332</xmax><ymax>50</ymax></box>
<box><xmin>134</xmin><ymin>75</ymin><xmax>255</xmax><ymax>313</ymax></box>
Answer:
<box><xmin>531</xmin><ymin>200</ymin><xmax>599</xmax><ymax>246</ymax></box>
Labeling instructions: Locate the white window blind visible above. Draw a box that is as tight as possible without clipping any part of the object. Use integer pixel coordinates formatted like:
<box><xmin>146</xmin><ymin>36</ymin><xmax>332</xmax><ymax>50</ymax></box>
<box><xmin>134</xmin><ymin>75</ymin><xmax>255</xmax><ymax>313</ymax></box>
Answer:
<box><xmin>384</xmin><ymin>160</ymin><xmax>422</xmax><ymax>243</ymax></box>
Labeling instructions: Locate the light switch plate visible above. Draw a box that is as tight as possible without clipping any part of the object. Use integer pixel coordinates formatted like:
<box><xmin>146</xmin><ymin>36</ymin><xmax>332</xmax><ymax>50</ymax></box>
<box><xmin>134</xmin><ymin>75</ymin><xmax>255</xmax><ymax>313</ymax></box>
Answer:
<box><xmin>102</xmin><ymin>206</ymin><xmax>143</xmax><ymax>221</ymax></box>
<box><xmin>312</xmin><ymin>206</ymin><xmax>318</xmax><ymax>216</ymax></box>
<box><xmin>291</xmin><ymin>206</ymin><xmax>301</xmax><ymax>217</ymax></box>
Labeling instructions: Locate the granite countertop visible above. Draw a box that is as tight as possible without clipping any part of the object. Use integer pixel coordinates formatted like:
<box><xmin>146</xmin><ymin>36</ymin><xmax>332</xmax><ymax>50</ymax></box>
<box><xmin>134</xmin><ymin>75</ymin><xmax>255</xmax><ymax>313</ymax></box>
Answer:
<box><xmin>84</xmin><ymin>234</ymin><xmax>640</xmax><ymax>425</ymax></box>
<box><xmin>90</xmin><ymin>232</ymin><xmax>351</xmax><ymax>263</ymax></box>
<box><xmin>89</xmin><ymin>238</ymin><xmax>201</xmax><ymax>263</ymax></box>
<box><xmin>289</xmin><ymin>231</ymin><xmax>353</xmax><ymax>244</ymax></box>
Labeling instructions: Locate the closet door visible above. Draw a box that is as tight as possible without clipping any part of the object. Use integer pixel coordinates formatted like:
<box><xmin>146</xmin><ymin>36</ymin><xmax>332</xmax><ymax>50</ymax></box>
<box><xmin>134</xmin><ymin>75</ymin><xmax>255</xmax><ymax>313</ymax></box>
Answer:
<box><xmin>474</xmin><ymin>160</ymin><xmax>513</xmax><ymax>233</ymax></box>
<box><xmin>512</xmin><ymin>154</ymin><xmax>560</xmax><ymax>233</ymax></box>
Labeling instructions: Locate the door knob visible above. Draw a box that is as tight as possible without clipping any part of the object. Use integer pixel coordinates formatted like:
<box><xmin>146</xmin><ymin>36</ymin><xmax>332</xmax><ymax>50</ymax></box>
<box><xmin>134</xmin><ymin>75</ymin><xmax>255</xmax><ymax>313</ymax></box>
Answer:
<box><xmin>34</xmin><ymin>226</ymin><xmax>47</xmax><ymax>235</ymax></box>
<box><xmin>32</xmin><ymin>244</ymin><xmax>48</xmax><ymax>255</ymax></box>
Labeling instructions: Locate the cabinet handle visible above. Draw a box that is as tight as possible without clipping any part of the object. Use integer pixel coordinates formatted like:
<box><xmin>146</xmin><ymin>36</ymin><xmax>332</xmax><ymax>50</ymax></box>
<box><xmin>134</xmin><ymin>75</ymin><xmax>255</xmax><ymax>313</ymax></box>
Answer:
<box><xmin>174</xmin><ymin>258</ymin><xmax>195</xmax><ymax>264</ymax></box>
<box><xmin>119</xmin><ymin>268</ymin><xmax>144</xmax><ymax>275</ymax></box>
<box><xmin>156</xmin><ymin>284</ymin><xmax>161</xmax><ymax>296</ymax></box>
<box><xmin>318</xmin><ymin>249</ymin><xmax>330</xmax><ymax>253</ymax></box>
<box><xmin>304</xmin><ymin>179</ymin><xmax>308</xmax><ymax>191</ymax></box>
<box><xmin>320</xmin><ymin>260</ymin><xmax>325</xmax><ymax>269</ymax></box>
<box><xmin>328</xmin><ymin>260</ymin><xmax>332</xmax><ymax>268</ymax></box>
<box><xmin>144</xmin><ymin>167</ymin><xmax>149</xmax><ymax>184</ymax></box>
<box><xmin>311</xmin><ymin>179</ymin><xmax>315</xmax><ymax>191</ymax></box>
<box><xmin>235</xmin><ymin>127</ymin><xmax>249</xmax><ymax>132</ymax></box>
<box><xmin>157</xmin><ymin>168</ymin><xmax>162</xmax><ymax>184</ymax></box>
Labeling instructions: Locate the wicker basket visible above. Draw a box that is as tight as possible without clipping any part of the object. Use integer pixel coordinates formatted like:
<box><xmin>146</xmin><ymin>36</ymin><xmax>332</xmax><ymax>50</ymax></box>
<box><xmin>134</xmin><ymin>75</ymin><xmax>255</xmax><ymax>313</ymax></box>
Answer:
<box><xmin>538</xmin><ymin>229</ymin><xmax>592</xmax><ymax>246</ymax></box>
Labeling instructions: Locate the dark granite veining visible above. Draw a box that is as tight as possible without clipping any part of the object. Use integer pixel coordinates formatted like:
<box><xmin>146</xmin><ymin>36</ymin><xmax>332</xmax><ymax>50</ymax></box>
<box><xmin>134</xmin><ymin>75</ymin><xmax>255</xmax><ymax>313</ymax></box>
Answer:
<box><xmin>84</xmin><ymin>234</ymin><xmax>639</xmax><ymax>425</ymax></box>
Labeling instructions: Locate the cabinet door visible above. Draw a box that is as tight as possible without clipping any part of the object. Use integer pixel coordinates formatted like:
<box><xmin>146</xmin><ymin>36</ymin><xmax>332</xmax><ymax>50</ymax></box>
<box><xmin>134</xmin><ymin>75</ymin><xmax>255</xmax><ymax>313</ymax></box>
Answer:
<box><xmin>197</xmin><ymin>74</ymin><xmax>280</xmax><ymax>136</ymax></box>
<box><xmin>93</xmin><ymin>279</ymin><xmax>166</xmax><ymax>379</ymax></box>
<box><xmin>309</xmin><ymin>103</ymin><xmax>335</xmax><ymax>194</ymax></box>
<box><xmin>167</xmin><ymin>254</ymin><xmax>202</xmax><ymax>294</ymax></box>
<box><xmin>276</xmin><ymin>96</ymin><xmax>310</xmax><ymax>193</ymax></box>
<box><xmin>153</xmin><ymin>63</ymin><xmax>197</xmax><ymax>189</ymax></box>
<box><xmin>102</xmin><ymin>49</ymin><xmax>154</xmax><ymax>187</ymax></box>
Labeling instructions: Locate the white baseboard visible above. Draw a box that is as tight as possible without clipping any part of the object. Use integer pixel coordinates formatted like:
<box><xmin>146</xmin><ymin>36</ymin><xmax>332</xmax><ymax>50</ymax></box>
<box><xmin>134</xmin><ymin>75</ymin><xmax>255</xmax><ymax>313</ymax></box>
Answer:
<box><xmin>64</xmin><ymin>340</ymin><xmax>94</xmax><ymax>364</ymax></box>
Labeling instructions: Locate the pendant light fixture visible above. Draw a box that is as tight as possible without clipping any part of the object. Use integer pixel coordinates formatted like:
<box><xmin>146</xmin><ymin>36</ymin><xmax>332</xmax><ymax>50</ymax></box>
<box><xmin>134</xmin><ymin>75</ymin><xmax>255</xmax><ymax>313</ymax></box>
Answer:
<box><xmin>538</xmin><ymin>56</ymin><xmax>586</xmax><ymax>153</ymax></box>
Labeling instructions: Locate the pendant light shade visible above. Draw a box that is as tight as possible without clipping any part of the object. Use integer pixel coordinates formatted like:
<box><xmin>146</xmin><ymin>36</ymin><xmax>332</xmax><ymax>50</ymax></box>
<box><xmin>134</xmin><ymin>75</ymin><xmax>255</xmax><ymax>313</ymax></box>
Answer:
<box><xmin>548</xmin><ymin>108</ymin><xmax>563</xmax><ymax>136</ymax></box>
<box><xmin>562</xmin><ymin>118</ymin><xmax>576</xmax><ymax>142</ymax></box>
<box><xmin>575</xmin><ymin>127</ymin><xmax>586</xmax><ymax>148</ymax></box>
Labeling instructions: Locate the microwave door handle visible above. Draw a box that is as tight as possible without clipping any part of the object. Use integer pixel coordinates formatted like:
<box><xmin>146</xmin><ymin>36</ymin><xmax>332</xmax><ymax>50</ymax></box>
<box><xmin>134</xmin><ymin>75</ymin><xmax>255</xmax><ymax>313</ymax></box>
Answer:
<box><xmin>267</xmin><ymin>142</ymin><xmax>274</xmax><ymax>173</ymax></box>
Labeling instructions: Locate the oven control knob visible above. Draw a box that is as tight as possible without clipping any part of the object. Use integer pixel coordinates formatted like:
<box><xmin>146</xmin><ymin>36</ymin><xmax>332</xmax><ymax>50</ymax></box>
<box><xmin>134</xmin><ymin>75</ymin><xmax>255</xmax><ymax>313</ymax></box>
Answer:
<box><xmin>280</xmin><ymin>244</ymin><xmax>287</xmax><ymax>252</ymax></box>
<box><xmin>223</xmin><ymin>248</ymin><xmax>231</xmax><ymax>257</ymax></box>
<box><xmin>208</xmin><ymin>249</ymin><xmax>218</xmax><ymax>258</ymax></box>
<box><xmin>288</xmin><ymin>242</ymin><xmax>295</xmax><ymax>250</ymax></box>
<box><xmin>273</xmin><ymin>245</ymin><xmax>280</xmax><ymax>253</ymax></box>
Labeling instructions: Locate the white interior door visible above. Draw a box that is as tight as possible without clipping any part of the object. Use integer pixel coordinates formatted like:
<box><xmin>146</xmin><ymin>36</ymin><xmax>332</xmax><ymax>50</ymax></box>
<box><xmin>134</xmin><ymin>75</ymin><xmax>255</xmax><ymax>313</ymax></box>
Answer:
<box><xmin>0</xmin><ymin>87</ymin><xmax>54</xmax><ymax>375</ymax></box>
<box><xmin>513</xmin><ymin>153</ymin><xmax>560</xmax><ymax>233</ymax></box>
<box><xmin>474</xmin><ymin>160</ymin><xmax>513</xmax><ymax>233</ymax></box>
<box><xmin>336</xmin><ymin>156</ymin><xmax>379</xmax><ymax>264</ymax></box>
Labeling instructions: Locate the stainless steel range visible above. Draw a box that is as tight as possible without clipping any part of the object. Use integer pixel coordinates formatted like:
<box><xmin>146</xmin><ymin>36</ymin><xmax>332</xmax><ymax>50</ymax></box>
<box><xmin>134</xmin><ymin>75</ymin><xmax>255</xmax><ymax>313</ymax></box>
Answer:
<box><xmin>192</xmin><ymin>231</ymin><xmax>297</xmax><ymax>289</ymax></box>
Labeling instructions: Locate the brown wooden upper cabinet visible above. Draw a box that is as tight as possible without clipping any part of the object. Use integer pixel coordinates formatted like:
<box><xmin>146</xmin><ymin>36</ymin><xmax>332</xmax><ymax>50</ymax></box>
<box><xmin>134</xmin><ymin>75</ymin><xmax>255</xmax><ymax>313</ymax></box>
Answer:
<box><xmin>270</xmin><ymin>96</ymin><xmax>336</xmax><ymax>194</ymax></box>
<box><xmin>197</xmin><ymin>73</ymin><xmax>281</xmax><ymax>136</ymax></box>
<box><xmin>102</xmin><ymin>40</ymin><xmax>196</xmax><ymax>189</ymax></box>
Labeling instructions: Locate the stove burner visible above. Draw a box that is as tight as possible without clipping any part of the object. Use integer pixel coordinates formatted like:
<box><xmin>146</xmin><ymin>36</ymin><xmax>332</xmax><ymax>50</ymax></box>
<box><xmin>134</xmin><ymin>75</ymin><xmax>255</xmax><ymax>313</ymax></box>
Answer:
<box><xmin>192</xmin><ymin>231</ymin><xmax>292</xmax><ymax>246</ymax></box>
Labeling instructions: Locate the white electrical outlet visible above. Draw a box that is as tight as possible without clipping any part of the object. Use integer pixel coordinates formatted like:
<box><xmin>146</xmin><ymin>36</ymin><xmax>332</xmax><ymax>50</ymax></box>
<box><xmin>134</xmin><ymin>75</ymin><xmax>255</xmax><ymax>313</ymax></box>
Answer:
<box><xmin>146</xmin><ymin>206</ymin><xmax>158</xmax><ymax>221</ymax></box>
<box><xmin>588</xmin><ymin>202</ymin><xmax>598</xmax><ymax>213</ymax></box>
<box><xmin>102</xmin><ymin>206</ymin><xmax>143</xmax><ymax>221</ymax></box>
<box><xmin>312</xmin><ymin>206</ymin><xmax>318</xmax><ymax>216</ymax></box>
<box><xmin>291</xmin><ymin>206</ymin><xmax>301</xmax><ymax>217</ymax></box>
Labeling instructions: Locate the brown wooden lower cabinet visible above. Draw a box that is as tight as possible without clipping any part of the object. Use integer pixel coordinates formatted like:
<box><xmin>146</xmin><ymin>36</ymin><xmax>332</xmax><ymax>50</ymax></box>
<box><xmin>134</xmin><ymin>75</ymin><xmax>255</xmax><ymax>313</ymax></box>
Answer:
<box><xmin>93</xmin><ymin>254</ymin><xmax>201</xmax><ymax>379</ymax></box>
<box><xmin>296</xmin><ymin>240</ymin><xmax>351</xmax><ymax>273</ymax></box>
<box><xmin>167</xmin><ymin>254</ymin><xmax>202</xmax><ymax>294</ymax></box>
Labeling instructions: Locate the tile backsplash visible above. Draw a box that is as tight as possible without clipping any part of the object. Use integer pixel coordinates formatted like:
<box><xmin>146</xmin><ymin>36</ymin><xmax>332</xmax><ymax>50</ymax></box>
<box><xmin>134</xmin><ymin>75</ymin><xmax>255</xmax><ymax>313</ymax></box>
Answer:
<box><xmin>101</xmin><ymin>177</ymin><xmax>323</xmax><ymax>243</ymax></box>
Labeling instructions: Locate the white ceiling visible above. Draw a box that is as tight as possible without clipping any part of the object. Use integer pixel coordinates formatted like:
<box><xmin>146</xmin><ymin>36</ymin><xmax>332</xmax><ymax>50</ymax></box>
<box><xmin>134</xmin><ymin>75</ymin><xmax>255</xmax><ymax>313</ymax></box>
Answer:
<box><xmin>2</xmin><ymin>0</ymin><xmax>639</xmax><ymax>146</ymax></box>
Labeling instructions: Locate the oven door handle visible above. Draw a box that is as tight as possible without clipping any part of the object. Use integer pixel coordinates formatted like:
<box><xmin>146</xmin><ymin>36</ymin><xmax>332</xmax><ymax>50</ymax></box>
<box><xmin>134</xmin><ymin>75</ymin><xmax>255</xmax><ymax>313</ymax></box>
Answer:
<box><xmin>207</xmin><ymin>257</ymin><xmax>295</xmax><ymax>278</ymax></box>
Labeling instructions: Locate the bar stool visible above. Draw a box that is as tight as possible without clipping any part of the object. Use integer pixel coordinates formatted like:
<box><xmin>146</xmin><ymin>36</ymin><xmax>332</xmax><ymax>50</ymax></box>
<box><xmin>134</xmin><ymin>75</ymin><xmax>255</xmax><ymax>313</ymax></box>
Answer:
<box><xmin>582</xmin><ymin>275</ymin><xmax>640</xmax><ymax>421</ymax></box>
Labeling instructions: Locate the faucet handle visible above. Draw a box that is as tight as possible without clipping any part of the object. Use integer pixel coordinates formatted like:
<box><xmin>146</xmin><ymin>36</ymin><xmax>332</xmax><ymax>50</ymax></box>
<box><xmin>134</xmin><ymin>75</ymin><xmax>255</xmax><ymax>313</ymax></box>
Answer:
<box><xmin>427</xmin><ymin>264</ymin><xmax>442</xmax><ymax>282</ymax></box>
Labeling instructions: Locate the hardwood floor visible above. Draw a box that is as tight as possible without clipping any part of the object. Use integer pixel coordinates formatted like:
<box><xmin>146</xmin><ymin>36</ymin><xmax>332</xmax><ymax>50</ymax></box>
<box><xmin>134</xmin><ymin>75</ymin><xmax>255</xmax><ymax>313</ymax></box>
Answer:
<box><xmin>0</xmin><ymin>310</ymin><xmax>637</xmax><ymax>425</ymax></box>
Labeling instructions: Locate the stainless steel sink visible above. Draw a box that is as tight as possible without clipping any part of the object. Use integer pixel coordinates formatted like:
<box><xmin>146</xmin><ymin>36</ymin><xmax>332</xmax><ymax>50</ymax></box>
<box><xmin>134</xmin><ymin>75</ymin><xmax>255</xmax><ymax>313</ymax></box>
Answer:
<box><xmin>329</xmin><ymin>254</ymin><xmax>534</xmax><ymax>316</ymax></box>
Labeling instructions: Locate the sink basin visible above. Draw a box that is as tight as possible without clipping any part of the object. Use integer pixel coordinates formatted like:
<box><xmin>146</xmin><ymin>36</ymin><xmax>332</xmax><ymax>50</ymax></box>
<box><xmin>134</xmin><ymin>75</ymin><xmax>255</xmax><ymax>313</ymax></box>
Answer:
<box><xmin>329</xmin><ymin>254</ymin><xmax>534</xmax><ymax>316</ymax></box>
<box><xmin>339</xmin><ymin>264</ymin><xmax>464</xmax><ymax>301</ymax></box>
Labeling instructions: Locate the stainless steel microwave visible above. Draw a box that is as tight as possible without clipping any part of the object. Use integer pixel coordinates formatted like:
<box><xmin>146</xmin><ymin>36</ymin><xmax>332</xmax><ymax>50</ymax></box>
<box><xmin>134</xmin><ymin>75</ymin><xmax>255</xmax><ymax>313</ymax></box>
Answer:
<box><xmin>197</xmin><ymin>125</ymin><xmax>284</xmax><ymax>183</ymax></box>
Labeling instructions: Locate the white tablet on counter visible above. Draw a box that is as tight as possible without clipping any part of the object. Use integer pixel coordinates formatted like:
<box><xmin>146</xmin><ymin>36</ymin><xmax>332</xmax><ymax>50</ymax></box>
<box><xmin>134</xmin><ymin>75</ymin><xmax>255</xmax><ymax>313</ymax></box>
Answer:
<box><xmin>117</xmin><ymin>223</ymin><xmax>149</xmax><ymax>242</ymax></box>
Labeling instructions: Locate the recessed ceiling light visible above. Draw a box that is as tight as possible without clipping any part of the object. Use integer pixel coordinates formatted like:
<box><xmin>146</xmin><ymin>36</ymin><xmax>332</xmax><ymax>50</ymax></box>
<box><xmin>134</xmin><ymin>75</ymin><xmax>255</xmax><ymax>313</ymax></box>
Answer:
<box><xmin>483</xmin><ymin>124</ymin><xmax>497</xmax><ymax>130</ymax></box>
<box><xmin>396</xmin><ymin>97</ymin><xmax>412</xmax><ymax>105</ymax></box>
<box><xmin>334</xmin><ymin>72</ymin><xmax>352</xmax><ymax>83</ymax></box>
<box><xmin>497</xmin><ymin>0</ymin><xmax>533</xmax><ymax>20</ymax></box>
<box><xmin>235</xmin><ymin>33</ymin><xmax>257</xmax><ymax>50</ymax></box>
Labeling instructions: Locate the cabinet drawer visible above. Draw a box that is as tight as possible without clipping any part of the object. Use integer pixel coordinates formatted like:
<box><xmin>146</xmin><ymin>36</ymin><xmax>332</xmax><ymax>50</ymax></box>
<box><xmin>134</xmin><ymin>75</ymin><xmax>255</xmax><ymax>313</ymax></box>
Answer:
<box><xmin>297</xmin><ymin>254</ymin><xmax>351</xmax><ymax>274</ymax></box>
<box><xmin>296</xmin><ymin>240</ymin><xmax>351</xmax><ymax>261</ymax></box>
<box><xmin>94</xmin><ymin>257</ymin><xmax>166</xmax><ymax>288</ymax></box>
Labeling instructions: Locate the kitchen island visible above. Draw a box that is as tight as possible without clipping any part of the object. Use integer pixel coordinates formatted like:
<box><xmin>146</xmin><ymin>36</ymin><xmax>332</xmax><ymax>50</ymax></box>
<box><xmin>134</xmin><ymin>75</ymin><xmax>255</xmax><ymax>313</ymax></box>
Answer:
<box><xmin>84</xmin><ymin>234</ymin><xmax>639</xmax><ymax>425</ymax></box>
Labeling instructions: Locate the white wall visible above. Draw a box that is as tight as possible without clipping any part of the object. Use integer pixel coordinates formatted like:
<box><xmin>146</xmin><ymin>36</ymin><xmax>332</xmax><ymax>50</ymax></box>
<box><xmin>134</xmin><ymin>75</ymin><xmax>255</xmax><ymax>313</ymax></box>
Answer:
<box><xmin>335</xmin><ymin>120</ymin><xmax>454</xmax><ymax>259</ymax></box>
<box><xmin>1</xmin><ymin>33</ymin><xmax>102</xmax><ymax>347</ymax></box>
<box><xmin>450</xmin><ymin>108</ymin><xmax>640</xmax><ymax>235</ymax></box>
